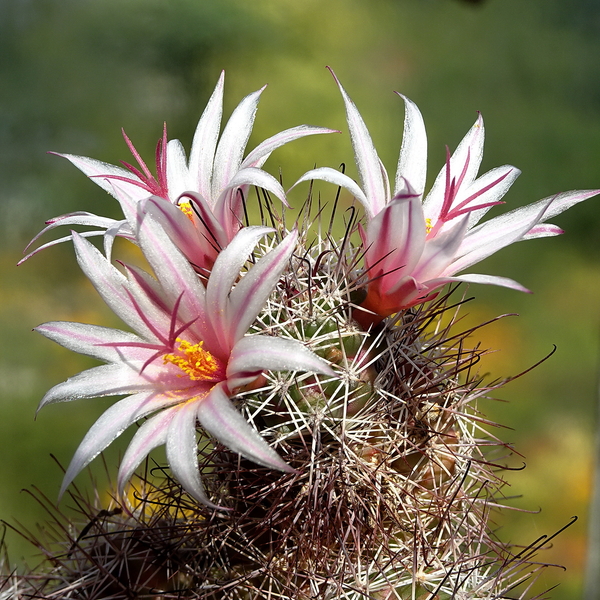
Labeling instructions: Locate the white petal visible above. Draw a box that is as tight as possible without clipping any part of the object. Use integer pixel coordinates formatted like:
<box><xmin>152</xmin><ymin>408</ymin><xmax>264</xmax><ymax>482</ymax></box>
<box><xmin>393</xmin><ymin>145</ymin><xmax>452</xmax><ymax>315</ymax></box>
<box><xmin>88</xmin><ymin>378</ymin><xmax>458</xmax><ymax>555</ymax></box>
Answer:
<box><xmin>330</xmin><ymin>69</ymin><xmax>388</xmax><ymax>216</ymax></box>
<box><xmin>189</xmin><ymin>71</ymin><xmax>225</xmax><ymax>200</ymax></box>
<box><xmin>58</xmin><ymin>392</ymin><xmax>156</xmax><ymax>498</ymax></box>
<box><xmin>215</xmin><ymin>166</ymin><xmax>288</xmax><ymax>209</ymax></box>
<box><xmin>395</xmin><ymin>93</ymin><xmax>427</xmax><ymax>197</ymax></box>
<box><xmin>118</xmin><ymin>409</ymin><xmax>175</xmax><ymax>497</ymax></box>
<box><xmin>424</xmin><ymin>114</ymin><xmax>485</xmax><ymax>221</ymax></box>
<box><xmin>166</xmin><ymin>400</ymin><xmax>218</xmax><ymax>507</ymax></box>
<box><xmin>19</xmin><ymin>230</ymin><xmax>107</xmax><ymax>265</ymax></box>
<box><xmin>23</xmin><ymin>212</ymin><xmax>117</xmax><ymax>255</ymax></box>
<box><xmin>291</xmin><ymin>167</ymin><xmax>370</xmax><ymax>216</ymax></box>
<box><xmin>227</xmin><ymin>335</ymin><xmax>334</xmax><ymax>386</ymax></box>
<box><xmin>166</xmin><ymin>139</ymin><xmax>191</xmax><ymax>201</ymax></box>
<box><xmin>412</xmin><ymin>216</ymin><xmax>469</xmax><ymax>282</ymax></box>
<box><xmin>38</xmin><ymin>364</ymin><xmax>151</xmax><ymax>410</ymax></box>
<box><xmin>242</xmin><ymin>125</ymin><xmax>339</xmax><ymax>169</ymax></box>
<box><xmin>136</xmin><ymin>211</ymin><xmax>207</xmax><ymax>326</ymax></box>
<box><xmin>197</xmin><ymin>384</ymin><xmax>292</xmax><ymax>472</ymax></box>
<box><xmin>205</xmin><ymin>226</ymin><xmax>274</xmax><ymax>351</ymax></box>
<box><xmin>449</xmin><ymin>273</ymin><xmax>531</xmax><ymax>293</ymax></box>
<box><xmin>212</xmin><ymin>86</ymin><xmax>265</xmax><ymax>201</ymax></box>
<box><xmin>57</xmin><ymin>153</ymin><xmax>147</xmax><ymax>199</ymax></box>
<box><xmin>35</xmin><ymin>321</ymin><xmax>144</xmax><ymax>362</ymax></box>
<box><xmin>228</xmin><ymin>230</ymin><xmax>297</xmax><ymax>344</ymax></box>
<box><xmin>72</xmin><ymin>232</ymin><xmax>158</xmax><ymax>340</ymax></box>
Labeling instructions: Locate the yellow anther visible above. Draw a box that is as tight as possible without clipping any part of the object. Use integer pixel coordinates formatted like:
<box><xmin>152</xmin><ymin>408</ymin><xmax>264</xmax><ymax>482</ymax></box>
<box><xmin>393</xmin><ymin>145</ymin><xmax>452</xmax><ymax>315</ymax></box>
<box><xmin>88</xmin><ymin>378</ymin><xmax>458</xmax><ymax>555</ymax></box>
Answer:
<box><xmin>178</xmin><ymin>201</ymin><xmax>195</xmax><ymax>223</ymax></box>
<box><xmin>425</xmin><ymin>218</ymin><xmax>433</xmax><ymax>234</ymax></box>
<box><xmin>163</xmin><ymin>339</ymin><xmax>219</xmax><ymax>380</ymax></box>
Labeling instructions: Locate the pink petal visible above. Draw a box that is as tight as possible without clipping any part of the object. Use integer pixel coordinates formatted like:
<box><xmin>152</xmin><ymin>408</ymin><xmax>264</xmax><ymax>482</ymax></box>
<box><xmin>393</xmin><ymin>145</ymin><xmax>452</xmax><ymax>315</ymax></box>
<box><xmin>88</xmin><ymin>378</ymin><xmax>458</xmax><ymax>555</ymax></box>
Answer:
<box><xmin>365</xmin><ymin>186</ymin><xmax>426</xmax><ymax>290</ymax></box>
<box><xmin>412</xmin><ymin>216</ymin><xmax>470</xmax><ymax>282</ymax></box>
<box><xmin>143</xmin><ymin>196</ymin><xmax>219</xmax><ymax>274</ymax></box>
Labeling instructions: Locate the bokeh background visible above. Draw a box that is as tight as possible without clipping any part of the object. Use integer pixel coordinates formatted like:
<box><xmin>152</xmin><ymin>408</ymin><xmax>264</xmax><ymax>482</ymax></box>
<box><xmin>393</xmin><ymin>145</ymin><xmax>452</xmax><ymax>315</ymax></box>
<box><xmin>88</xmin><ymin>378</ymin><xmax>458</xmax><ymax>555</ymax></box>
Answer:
<box><xmin>2</xmin><ymin>0</ymin><xmax>600</xmax><ymax>597</ymax></box>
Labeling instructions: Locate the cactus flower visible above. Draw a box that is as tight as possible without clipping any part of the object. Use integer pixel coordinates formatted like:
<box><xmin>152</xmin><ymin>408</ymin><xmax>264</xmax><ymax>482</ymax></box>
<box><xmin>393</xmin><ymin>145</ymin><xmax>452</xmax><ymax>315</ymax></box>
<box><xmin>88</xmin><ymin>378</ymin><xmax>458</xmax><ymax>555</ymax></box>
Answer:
<box><xmin>295</xmin><ymin>70</ymin><xmax>600</xmax><ymax>321</ymax></box>
<box><xmin>35</xmin><ymin>221</ymin><xmax>333</xmax><ymax>508</ymax></box>
<box><xmin>22</xmin><ymin>71</ymin><xmax>335</xmax><ymax>271</ymax></box>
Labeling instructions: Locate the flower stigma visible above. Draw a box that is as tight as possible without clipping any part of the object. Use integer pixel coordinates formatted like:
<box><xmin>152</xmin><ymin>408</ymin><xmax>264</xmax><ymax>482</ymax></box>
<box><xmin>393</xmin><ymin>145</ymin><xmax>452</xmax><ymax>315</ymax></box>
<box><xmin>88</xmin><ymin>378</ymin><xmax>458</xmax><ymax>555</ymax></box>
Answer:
<box><xmin>163</xmin><ymin>338</ymin><xmax>220</xmax><ymax>380</ymax></box>
<box><xmin>178</xmin><ymin>201</ymin><xmax>195</xmax><ymax>223</ymax></box>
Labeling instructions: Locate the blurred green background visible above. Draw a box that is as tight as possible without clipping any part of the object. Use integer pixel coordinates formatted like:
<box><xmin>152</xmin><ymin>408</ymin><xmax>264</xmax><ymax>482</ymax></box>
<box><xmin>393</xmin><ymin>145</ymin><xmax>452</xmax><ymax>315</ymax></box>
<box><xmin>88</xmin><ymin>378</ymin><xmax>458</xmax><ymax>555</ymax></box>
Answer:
<box><xmin>2</xmin><ymin>0</ymin><xmax>600</xmax><ymax>597</ymax></box>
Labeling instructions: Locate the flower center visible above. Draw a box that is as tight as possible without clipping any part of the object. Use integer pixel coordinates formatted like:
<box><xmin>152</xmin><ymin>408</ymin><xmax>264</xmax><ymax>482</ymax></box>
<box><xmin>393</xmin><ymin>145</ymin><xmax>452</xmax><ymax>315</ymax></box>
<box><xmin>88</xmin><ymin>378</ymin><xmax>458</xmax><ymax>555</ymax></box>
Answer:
<box><xmin>163</xmin><ymin>338</ymin><xmax>219</xmax><ymax>380</ymax></box>
<box><xmin>178</xmin><ymin>201</ymin><xmax>195</xmax><ymax>223</ymax></box>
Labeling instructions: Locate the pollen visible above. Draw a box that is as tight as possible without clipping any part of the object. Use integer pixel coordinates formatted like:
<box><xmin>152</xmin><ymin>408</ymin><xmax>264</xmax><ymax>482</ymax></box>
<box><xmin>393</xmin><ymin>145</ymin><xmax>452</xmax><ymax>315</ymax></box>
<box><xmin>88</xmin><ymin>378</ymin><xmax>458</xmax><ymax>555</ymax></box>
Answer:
<box><xmin>425</xmin><ymin>218</ymin><xmax>433</xmax><ymax>234</ymax></box>
<box><xmin>163</xmin><ymin>339</ymin><xmax>219</xmax><ymax>380</ymax></box>
<box><xmin>178</xmin><ymin>201</ymin><xmax>195</xmax><ymax>223</ymax></box>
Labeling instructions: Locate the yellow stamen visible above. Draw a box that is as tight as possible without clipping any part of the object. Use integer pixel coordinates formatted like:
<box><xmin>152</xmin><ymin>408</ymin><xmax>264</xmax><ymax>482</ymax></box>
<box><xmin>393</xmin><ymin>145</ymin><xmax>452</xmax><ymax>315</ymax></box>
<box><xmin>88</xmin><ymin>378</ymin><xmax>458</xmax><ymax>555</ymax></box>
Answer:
<box><xmin>178</xmin><ymin>201</ymin><xmax>195</xmax><ymax>223</ymax></box>
<box><xmin>163</xmin><ymin>339</ymin><xmax>219</xmax><ymax>380</ymax></box>
<box><xmin>425</xmin><ymin>218</ymin><xmax>433</xmax><ymax>234</ymax></box>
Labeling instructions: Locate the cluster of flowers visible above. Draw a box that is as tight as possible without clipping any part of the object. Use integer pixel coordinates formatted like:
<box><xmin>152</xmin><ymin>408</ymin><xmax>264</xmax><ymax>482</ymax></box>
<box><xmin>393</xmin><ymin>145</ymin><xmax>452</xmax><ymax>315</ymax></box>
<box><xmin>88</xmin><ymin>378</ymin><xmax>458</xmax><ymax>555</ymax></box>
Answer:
<box><xmin>26</xmin><ymin>69</ymin><xmax>598</xmax><ymax>514</ymax></box>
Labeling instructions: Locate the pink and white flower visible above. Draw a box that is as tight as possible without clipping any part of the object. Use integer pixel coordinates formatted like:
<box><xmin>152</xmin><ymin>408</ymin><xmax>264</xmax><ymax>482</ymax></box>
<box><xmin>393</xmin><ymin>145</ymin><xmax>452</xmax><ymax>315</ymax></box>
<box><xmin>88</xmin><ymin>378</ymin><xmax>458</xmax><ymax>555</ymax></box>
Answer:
<box><xmin>23</xmin><ymin>71</ymin><xmax>335</xmax><ymax>272</ymax></box>
<box><xmin>294</xmin><ymin>70</ymin><xmax>600</xmax><ymax>321</ymax></box>
<box><xmin>35</xmin><ymin>220</ymin><xmax>334</xmax><ymax>508</ymax></box>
